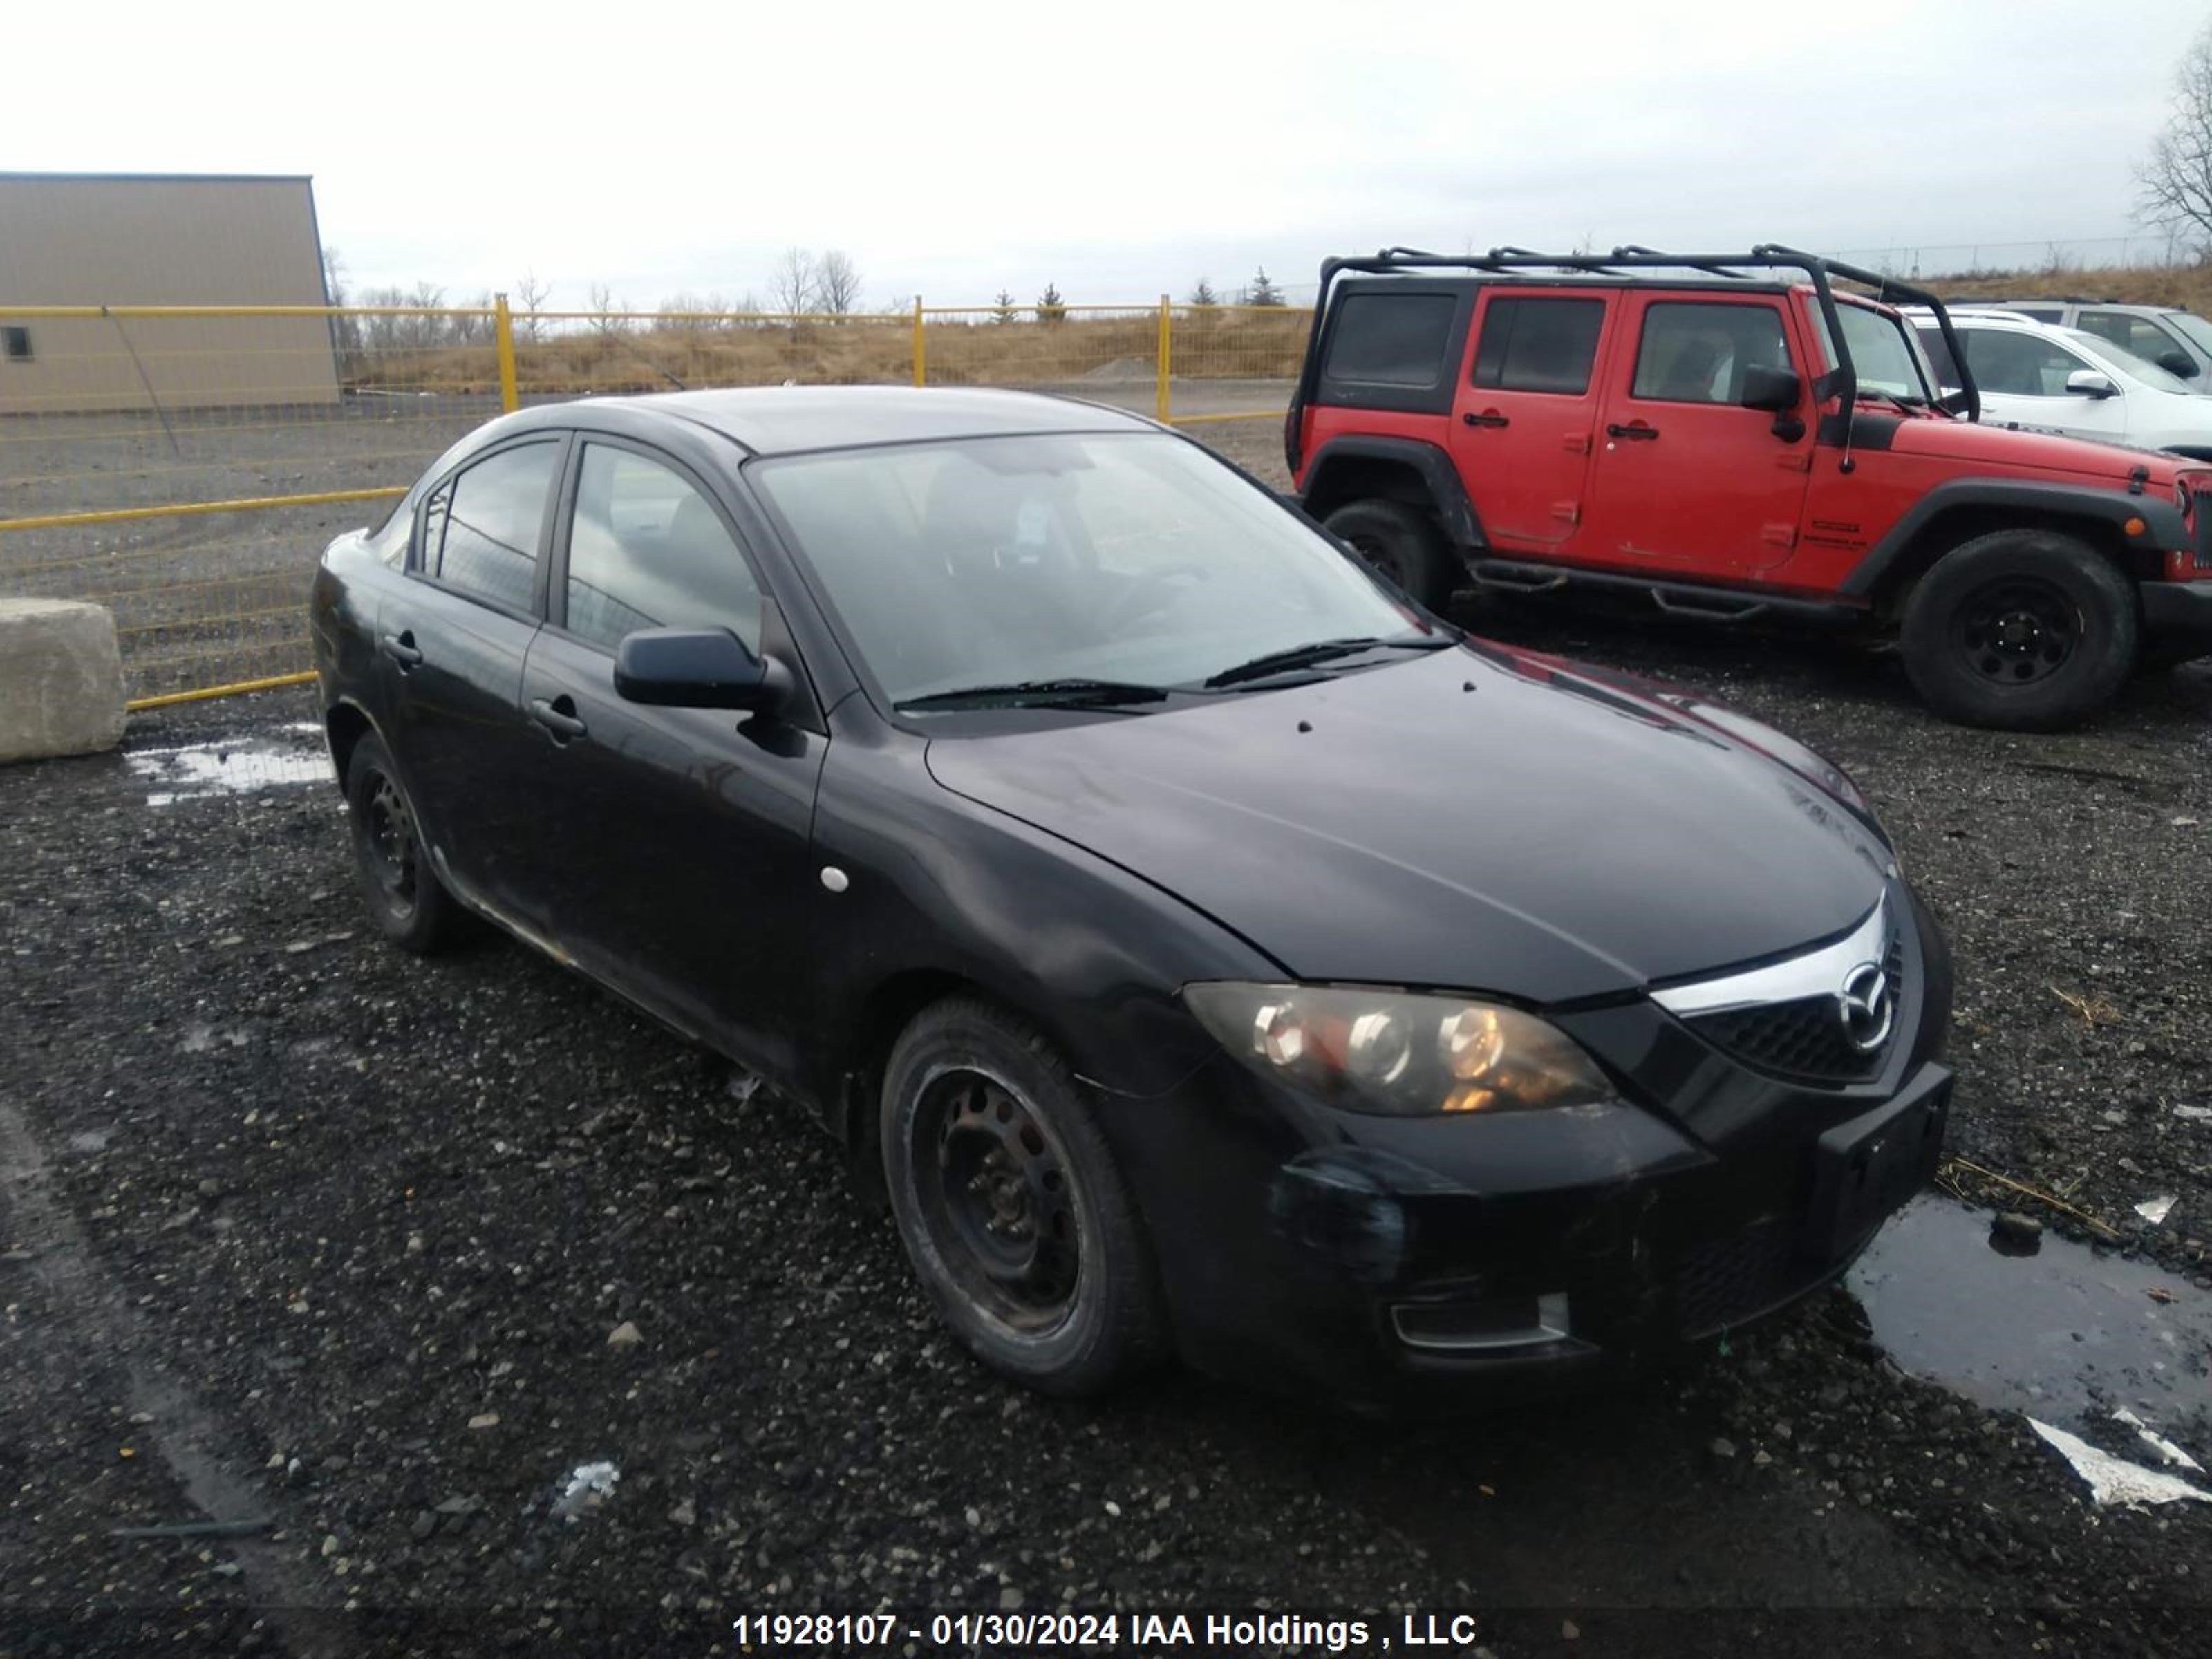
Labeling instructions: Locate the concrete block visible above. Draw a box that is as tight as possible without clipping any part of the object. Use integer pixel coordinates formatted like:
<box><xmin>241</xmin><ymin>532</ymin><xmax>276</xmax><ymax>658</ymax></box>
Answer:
<box><xmin>0</xmin><ymin>599</ymin><xmax>127</xmax><ymax>765</ymax></box>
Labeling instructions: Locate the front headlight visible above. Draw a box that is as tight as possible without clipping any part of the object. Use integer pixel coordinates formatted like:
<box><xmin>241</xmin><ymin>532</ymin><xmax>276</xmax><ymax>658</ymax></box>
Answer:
<box><xmin>1182</xmin><ymin>982</ymin><xmax>1614</xmax><ymax>1116</ymax></box>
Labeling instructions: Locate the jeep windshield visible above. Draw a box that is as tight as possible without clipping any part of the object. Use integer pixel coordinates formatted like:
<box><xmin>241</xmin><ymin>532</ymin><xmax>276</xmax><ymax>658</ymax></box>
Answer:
<box><xmin>1815</xmin><ymin>299</ymin><xmax>1938</xmax><ymax>403</ymax></box>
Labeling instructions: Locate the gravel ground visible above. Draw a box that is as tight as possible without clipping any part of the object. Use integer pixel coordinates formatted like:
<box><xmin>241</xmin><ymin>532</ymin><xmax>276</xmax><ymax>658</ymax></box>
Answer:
<box><xmin>3</xmin><ymin>418</ymin><xmax>2211</xmax><ymax>1656</ymax></box>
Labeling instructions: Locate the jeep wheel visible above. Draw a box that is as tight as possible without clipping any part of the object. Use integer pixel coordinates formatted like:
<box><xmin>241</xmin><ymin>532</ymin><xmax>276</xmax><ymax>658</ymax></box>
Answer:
<box><xmin>1900</xmin><ymin>530</ymin><xmax>2137</xmax><ymax>730</ymax></box>
<box><xmin>1322</xmin><ymin>500</ymin><xmax>1457</xmax><ymax>612</ymax></box>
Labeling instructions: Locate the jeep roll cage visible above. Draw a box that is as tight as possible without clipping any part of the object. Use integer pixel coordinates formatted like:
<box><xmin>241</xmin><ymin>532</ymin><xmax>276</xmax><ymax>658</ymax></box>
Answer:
<box><xmin>1290</xmin><ymin>243</ymin><xmax>1980</xmax><ymax>474</ymax></box>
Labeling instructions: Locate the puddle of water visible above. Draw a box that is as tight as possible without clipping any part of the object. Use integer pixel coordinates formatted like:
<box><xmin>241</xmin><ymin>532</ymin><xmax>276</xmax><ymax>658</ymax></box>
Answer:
<box><xmin>1848</xmin><ymin>1194</ymin><xmax>2212</xmax><ymax>1450</ymax></box>
<box><xmin>125</xmin><ymin>729</ymin><xmax>328</xmax><ymax>807</ymax></box>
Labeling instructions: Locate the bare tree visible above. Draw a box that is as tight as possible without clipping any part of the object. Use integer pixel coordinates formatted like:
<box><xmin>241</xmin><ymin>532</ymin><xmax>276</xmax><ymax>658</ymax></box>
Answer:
<box><xmin>514</xmin><ymin>270</ymin><xmax>552</xmax><ymax>343</ymax></box>
<box><xmin>815</xmin><ymin>250</ymin><xmax>863</xmax><ymax>315</ymax></box>
<box><xmin>2139</xmin><ymin>22</ymin><xmax>2212</xmax><ymax>254</ymax></box>
<box><xmin>321</xmin><ymin>247</ymin><xmax>362</xmax><ymax>362</ymax></box>
<box><xmin>770</xmin><ymin>247</ymin><xmax>818</xmax><ymax>317</ymax></box>
<box><xmin>588</xmin><ymin>282</ymin><xmax>629</xmax><ymax>338</ymax></box>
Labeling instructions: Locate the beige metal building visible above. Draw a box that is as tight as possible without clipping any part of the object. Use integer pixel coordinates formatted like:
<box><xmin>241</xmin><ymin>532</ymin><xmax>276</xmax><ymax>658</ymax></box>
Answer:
<box><xmin>0</xmin><ymin>172</ymin><xmax>339</xmax><ymax>415</ymax></box>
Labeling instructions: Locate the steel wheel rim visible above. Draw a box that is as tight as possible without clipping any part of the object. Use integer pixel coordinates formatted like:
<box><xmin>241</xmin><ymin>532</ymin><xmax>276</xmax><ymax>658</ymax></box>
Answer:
<box><xmin>1954</xmin><ymin>577</ymin><xmax>2080</xmax><ymax>687</ymax></box>
<box><xmin>910</xmin><ymin>1067</ymin><xmax>1082</xmax><ymax>1335</ymax></box>
<box><xmin>362</xmin><ymin>771</ymin><xmax>420</xmax><ymax>918</ymax></box>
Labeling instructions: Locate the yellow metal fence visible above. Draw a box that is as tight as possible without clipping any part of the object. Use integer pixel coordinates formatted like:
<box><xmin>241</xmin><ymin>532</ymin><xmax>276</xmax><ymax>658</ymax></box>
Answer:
<box><xmin>0</xmin><ymin>297</ymin><xmax>1309</xmax><ymax>708</ymax></box>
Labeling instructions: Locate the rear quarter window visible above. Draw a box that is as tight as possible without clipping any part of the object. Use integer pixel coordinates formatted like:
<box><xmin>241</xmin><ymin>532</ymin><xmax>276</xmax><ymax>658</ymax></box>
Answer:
<box><xmin>1315</xmin><ymin>285</ymin><xmax>1473</xmax><ymax>415</ymax></box>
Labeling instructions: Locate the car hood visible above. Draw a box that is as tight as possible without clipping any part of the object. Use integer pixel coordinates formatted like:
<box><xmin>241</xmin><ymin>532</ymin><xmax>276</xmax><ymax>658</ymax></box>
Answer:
<box><xmin>923</xmin><ymin>645</ymin><xmax>1895</xmax><ymax>1005</ymax></box>
<box><xmin>1892</xmin><ymin>411</ymin><xmax>2197</xmax><ymax>481</ymax></box>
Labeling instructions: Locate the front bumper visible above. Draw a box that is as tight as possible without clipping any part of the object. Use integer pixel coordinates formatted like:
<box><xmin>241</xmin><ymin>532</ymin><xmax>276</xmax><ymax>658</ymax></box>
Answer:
<box><xmin>1098</xmin><ymin>883</ymin><xmax>1953</xmax><ymax>1409</ymax></box>
<box><xmin>2141</xmin><ymin>579</ymin><xmax>2212</xmax><ymax>650</ymax></box>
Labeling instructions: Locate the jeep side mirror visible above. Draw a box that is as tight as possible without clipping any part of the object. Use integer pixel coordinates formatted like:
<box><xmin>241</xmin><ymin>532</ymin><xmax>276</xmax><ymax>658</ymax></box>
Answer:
<box><xmin>1738</xmin><ymin>365</ymin><xmax>1801</xmax><ymax>413</ymax></box>
<box><xmin>2064</xmin><ymin>369</ymin><xmax>2119</xmax><ymax>400</ymax></box>
<box><xmin>614</xmin><ymin>627</ymin><xmax>790</xmax><ymax>711</ymax></box>
<box><xmin>2156</xmin><ymin>349</ymin><xmax>2198</xmax><ymax>379</ymax></box>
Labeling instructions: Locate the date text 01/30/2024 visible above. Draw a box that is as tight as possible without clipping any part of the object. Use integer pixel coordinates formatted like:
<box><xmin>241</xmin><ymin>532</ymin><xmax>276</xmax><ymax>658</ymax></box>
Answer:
<box><xmin>729</xmin><ymin>1612</ymin><xmax>1486</xmax><ymax>1651</ymax></box>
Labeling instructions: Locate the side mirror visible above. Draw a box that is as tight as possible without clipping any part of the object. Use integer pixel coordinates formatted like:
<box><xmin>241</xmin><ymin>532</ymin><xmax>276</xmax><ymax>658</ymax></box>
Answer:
<box><xmin>2157</xmin><ymin>349</ymin><xmax>2199</xmax><ymax>379</ymax></box>
<box><xmin>2064</xmin><ymin>369</ymin><xmax>2119</xmax><ymax>400</ymax></box>
<box><xmin>1738</xmin><ymin>364</ymin><xmax>1801</xmax><ymax>413</ymax></box>
<box><xmin>614</xmin><ymin>627</ymin><xmax>789</xmax><ymax>711</ymax></box>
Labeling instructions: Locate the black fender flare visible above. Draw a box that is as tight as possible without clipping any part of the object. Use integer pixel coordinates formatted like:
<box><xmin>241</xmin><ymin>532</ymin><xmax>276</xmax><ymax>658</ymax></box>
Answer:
<box><xmin>1298</xmin><ymin>435</ymin><xmax>1485</xmax><ymax>550</ymax></box>
<box><xmin>1842</xmin><ymin>478</ymin><xmax>2184</xmax><ymax>598</ymax></box>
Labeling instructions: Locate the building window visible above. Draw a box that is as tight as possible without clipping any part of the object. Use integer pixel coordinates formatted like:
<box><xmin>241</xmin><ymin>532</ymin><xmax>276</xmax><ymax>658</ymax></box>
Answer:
<box><xmin>1</xmin><ymin>326</ymin><xmax>30</xmax><ymax>362</ymax></box>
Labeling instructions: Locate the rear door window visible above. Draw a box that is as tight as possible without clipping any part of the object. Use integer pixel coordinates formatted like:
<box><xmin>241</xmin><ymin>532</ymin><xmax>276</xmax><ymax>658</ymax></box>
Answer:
<box><xmin>2077</xmin><ymin>310</ymin><xmax>2191</xmax><ymax>372</ymax></box>
<box><xmin>420</xmin><ymin>440</ymin><xmax>561</xmax><ymax>612</ymax></box>
<box><xmin>561</xmin><ymin>443</ymin><xmax>762</xmax><ymax>652</ymax></box>
<box><xmin>1471</xmin><ymin>297</ymin><xmax>1605</xmax><ymax>395</ymax></box>
<box><xmin>1630</xmin><ymin>302</ymin><xmax>1794</xmax><ymax>404</ymax></box>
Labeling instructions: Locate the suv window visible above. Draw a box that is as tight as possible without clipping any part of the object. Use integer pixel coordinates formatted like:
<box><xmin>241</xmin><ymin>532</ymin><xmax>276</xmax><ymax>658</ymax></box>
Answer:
<box><xmin>1324</xmin><ymin>292</ymin><xmax>1456</xmax><ymax>388</ymax></box>
<box><xmin>421</xmin><ymin>440</ymin><xmax>561</xmax><ymax>612</ymax></box>
<box><xmin>563</xmin><ymin>443</ymin><xmax>761</xmax><ymax>652</ymax></box>
<box><xmin>1471</xmin><ymin>297</ymin><xmax>1604</xmax><ymax>395</ymax></box>
<box><xmin>1631</xmin><ymin>302</ymin><xmax>1793</xmax><ymax>404</ymax></box>
<box><xmin>2076</xmin><ymin>309</ymin><xmax>2189</xmax><ymax>372</ymax></box>
<box><xmin>1958</xmin><ymin>328</ymin><xmax>2091</xmax><ymax>397</ymax></box>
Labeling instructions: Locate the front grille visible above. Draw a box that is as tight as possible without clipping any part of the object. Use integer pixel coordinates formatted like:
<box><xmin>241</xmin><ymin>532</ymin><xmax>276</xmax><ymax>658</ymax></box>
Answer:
<box><xmin>1672</xmin><ymin>1217</ymin><xmax>1801</xmax><ymax>1338</ymax></box>
<box><xmin>1684</xmin><ymin>929</ymin><xmax>1904</xmax><ymax>1086</ymax></box>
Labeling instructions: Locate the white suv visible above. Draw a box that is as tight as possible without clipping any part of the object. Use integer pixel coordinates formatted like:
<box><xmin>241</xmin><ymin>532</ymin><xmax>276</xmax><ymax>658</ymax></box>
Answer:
<box><xmin>1908</xmin><ymin>308</ymin><xmax>2212</xmax><ymax>460</ymax></box>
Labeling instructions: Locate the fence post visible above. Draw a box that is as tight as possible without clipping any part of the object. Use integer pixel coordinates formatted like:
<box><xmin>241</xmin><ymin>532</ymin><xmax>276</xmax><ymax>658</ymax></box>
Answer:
<box><xmin>913</xmin><ymin>297</ymin><xmax>926</xmax><ymax>388</ymax></box>
<box><xmin>1156</xmin><ymin>294</ymin><xmax>1172</xmax><ymax>424</ymax></box>
<box><xmin>494</xmin><ymin>294</ymin><xmax>519</xmax><ymax>413</ymax></box>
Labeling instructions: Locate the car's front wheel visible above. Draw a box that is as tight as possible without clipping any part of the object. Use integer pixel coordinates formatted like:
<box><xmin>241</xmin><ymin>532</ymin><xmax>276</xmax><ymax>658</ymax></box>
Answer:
<box><xmin>880</xmin><ymin>997</ymin><xmax>1165</xmax><ymax>1396</ymax></box>
<box><xmin>1899</xmin><ymin>530</ymin><xmax>2137</xmax><ymax>729</ymax></box>
<box><xmin>1322</xmin><ymin>499</ymin><xmax>1458</xmax><ymax>612</ymax></box>
<box><xmin>344</xmin><ymin>731</ymin><xmax>469</xmax><ymax>953</ymax></box>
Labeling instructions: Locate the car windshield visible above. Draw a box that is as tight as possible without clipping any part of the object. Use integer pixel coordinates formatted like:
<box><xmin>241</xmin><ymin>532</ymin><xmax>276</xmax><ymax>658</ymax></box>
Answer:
<box><xmin>2062</xmin><ymin>328</ymin><xmax>2194</xmax><ymax>393</ymax></box>
<box><xmin>2162</xmin><ymin>310</ymin><xmax>2212</xmax><ymax>358</ymax></box>
<box><xmin>750</xmin><ymin>431</ymin><xmax>1441</xmax><ymax>711</ymax></box>
<box><xmin>1816</xmin><ymin>301</ymin><xmax>1933</xmax><ymax>400</ymax></box>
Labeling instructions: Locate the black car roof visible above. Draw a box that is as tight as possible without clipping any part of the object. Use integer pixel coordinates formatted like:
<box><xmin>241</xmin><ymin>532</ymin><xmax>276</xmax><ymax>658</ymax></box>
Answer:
<box><xmin>512</xmin><ymin>386</ymin><xmax>1154</xmax><ymax>456</ymax></box>
<box><xmin>1331</xmin><ymin>272</ymin><xmax>1797</xmax><ymax>299</ymax></box>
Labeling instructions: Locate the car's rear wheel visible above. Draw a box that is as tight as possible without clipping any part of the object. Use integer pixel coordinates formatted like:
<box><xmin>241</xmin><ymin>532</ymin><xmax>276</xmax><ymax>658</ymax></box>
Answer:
<box><xmin>1899</xmin><ymin>530</ymin><xmax>2137</xmax><ymax>729</ymax></box>
<box><xmin>880</xmin><ymin>997</ymin><xmax>1165</xmax><ymax>1396</ymax></box>
<box><xmin>344</xmin><ymin>731</ymin><xmax>469</xmax><ymax>953</ymax></box>
<box><xmin>1322</xmin><ymin>499</ymin><xmax>1458</xmax><ymax>612</ymax></box>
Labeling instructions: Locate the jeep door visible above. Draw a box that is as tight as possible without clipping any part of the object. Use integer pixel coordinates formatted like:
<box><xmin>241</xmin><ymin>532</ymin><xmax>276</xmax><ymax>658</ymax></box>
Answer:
<box><xmin>1447</xmin><ymin>291</ymin><xmax>1612</xmax><ymax>548</ymax></box>
<box><xmin>1577</xmin><ymin>295</ymin><xmax>1812</xmax><ymax>574</ymax></box>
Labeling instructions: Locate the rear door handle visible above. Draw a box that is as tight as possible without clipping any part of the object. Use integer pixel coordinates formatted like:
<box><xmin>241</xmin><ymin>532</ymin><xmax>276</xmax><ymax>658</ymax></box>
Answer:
<box><xmin>1462</xmin><ymin>409</ymin><xmax>1510</xmax><ymax>428</ymax></box>
<box><xmin>1606</xmin><ymin>422</ymin><xmax>1660</xmax><ymax>442</ymax></box>
<box><xmin>379</xmin><ymin>630</ymin><xmax>423</xmax><ymax>669</ymax></box>
<box><xmin>529</xmin><ymin>696</ymin><xmax>588</xmax><ymax>742</ymax></box>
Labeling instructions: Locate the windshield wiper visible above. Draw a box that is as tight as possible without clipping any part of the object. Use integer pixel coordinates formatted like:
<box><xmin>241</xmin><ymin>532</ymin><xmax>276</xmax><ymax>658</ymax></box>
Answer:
<box><xmin>895</xmin><ymin>677</ymin><xmax>1170</xmax><ymax>712</ymax></box>
<box><xmin>1857</xmin><ymin>388</ymin><xmax>1924</xmax><ymax>416</ymax></box>
<box><xmin>1201</xmin><ymin>633</ymin><xmax>1454</xmax><ymax>690</ymax></box>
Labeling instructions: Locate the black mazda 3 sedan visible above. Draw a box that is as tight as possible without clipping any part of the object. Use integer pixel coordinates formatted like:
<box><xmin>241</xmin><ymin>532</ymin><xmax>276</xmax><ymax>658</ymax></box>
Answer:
<box><xmin>310</xmin><ymin>387</ymin><xmax>1951</xmax><ymax>1405</ymax></box>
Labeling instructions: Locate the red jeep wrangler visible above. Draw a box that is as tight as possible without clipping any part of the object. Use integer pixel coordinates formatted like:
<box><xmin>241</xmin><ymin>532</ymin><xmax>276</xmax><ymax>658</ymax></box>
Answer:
<box><xmin>1288</xmin><ymin>245</ymin><xmax>2212</xmax><ymax>729</ymax></box>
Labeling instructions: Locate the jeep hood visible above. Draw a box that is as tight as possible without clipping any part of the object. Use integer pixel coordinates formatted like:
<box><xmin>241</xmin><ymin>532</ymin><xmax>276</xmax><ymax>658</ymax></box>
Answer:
<box><xmin>1891</xmin><ymin>411</ymin><xmax>2199</xmax><ymax>485</ymax></box>
<box><xmin>924</xmin><ymin>646</ymin><xmax>1895</xmax><ymax>1006</ymax></box>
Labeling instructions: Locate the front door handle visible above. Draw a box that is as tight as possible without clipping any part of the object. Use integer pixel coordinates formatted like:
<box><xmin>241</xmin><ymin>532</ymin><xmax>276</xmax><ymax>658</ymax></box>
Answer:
<box><xmin>1605</xmin><ymin>422</ymin><xmax>1660</xmax><ymax>442</ymax></box>
<box><xmin>529</xmin><ymin>696</ymin><xmax>588</xmax><ymax>743</ymax></box>
<box><xmin>1463</xmin><ymin>409</ymin><xmax>1510</xmax><ymax>428</ymax></box>
<box><xmin>379</xmin><ymin>630</ymin><xmax>424</xmax><ymax>670</ymax></box>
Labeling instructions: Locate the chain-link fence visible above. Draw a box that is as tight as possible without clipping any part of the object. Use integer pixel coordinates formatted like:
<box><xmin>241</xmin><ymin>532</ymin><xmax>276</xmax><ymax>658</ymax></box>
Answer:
<box><xmin>0</xmin><ymin>295</ymin><xmax>1311</xmax><ymax>707</ymax></box>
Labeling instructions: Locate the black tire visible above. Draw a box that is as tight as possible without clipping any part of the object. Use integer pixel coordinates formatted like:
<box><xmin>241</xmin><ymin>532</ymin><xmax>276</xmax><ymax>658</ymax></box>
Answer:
<box><xmin>1322</xmin><ymin>499</ymin><xmax>1458</xmax><ymax>611</ymax></box>
<box><xmin>1898</xmin><ymin>530</ymin><xmax>2137</xmax><ymax>730</ymax></box>
<box><xmin>880</xmin><ymin>997</ymin><xmax>1165</xmax><ymax>1396</ymax></box>
<box><xmin>344</xmin><ymin>731</ymin><xmax>469</xmax><ymax>953</ymax></box>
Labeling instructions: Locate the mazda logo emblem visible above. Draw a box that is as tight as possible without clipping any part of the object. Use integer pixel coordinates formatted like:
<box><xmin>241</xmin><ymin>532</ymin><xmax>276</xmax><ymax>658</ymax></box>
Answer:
<box><xmin>1837</xmin><ymin>963</ymin><xmax>1893</xmax><ymax>1053</ymax></box>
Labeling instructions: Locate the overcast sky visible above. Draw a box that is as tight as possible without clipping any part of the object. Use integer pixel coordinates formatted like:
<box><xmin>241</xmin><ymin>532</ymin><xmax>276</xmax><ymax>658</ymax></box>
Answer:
<box><xmin>5</xmin><ymin>0</ymin><xmax>2206</xmax><ymax>308</ymax></box>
